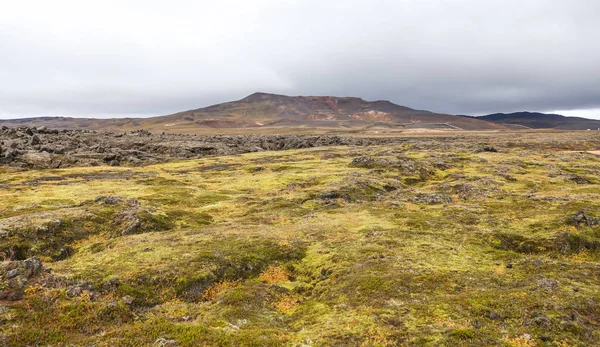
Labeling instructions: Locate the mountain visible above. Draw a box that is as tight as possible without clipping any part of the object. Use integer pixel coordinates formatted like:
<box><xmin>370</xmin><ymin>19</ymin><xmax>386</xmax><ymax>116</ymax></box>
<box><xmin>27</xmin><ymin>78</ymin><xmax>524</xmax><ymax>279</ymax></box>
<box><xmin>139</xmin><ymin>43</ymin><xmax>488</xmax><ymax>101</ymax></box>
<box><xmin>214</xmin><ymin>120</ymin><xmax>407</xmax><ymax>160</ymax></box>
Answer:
<box><xmin>0</xmin><ymin>92</ymin><xmax>506</xmax><ymax>132</ymax></box>
<box><xmin>478</xmin><ymin>112</ymin><xmax>600</xmax><ymax>130</ymax></box>
<box><xmin>154</xmin><ymin>92</ymin><xmax>505</xmax><ymax>131</ymax></box>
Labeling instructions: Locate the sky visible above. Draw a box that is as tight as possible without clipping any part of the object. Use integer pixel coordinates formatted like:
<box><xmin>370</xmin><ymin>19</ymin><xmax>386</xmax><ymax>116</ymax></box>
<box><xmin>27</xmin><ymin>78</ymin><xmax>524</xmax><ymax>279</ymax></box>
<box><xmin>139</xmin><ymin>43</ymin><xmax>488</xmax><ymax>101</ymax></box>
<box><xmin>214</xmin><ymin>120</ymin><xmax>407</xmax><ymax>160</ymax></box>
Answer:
<box><xmin>1</xmin><ymin>0</ymin><xmax>599</xmax><ymax>119</ymax></box>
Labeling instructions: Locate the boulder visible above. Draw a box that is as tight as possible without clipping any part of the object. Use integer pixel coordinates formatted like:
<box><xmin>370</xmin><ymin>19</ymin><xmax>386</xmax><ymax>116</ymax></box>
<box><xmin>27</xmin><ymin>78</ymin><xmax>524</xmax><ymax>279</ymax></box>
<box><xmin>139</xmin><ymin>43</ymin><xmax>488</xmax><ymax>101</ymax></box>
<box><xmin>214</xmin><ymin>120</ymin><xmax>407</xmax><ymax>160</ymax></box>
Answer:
<box><xmin>568</xmin><ymin>210</ymin><xmax>599</xmax><ymax>226</ymax></box>
<box><xmin>101</xmin><ymin>278</ymin><xmax>121</xmax><ymax>293</ymax></box>
<box><xmin>22</xmin><ymin>256</ymin><xmax>43</xmax><ymax>278</ymax></box>
<box><xmin>21</xmin><ymin>151</ymin><xmax>53</xmax><ymax>167</ymax></box>
<box><xmin>410</xmin><ymin>193</ymin><xmax>452</xmax><ymax>205</ymax></box>
<box><xmin>29</xmin><ymin>134</ymin><xmax>41</xmax><ymax>146</ymax></box>
<box><xmin>95</xmin><ymin>196</ymin><xmax>126</xmax><ymax>205</ymax></box>
<box><xmin>350</xmin><ymin>156</ymin><xmax>376</xmax><ymax>168</ymax></box>
<box><xmin>567</xmin><ymin>175</ymin><xmax>590</xmax><ymax>185</ymax></box>
<box><xmin>0</xmin><ymin>257</ymin><xmax>45</xmax><ymax>300</ymax></box>
<box><xmin>6</xmin><ymin>269</ymin><xmax>19</xmax><ymax>279</ymax></box>
<box><xmin>66</xmin><ymin>281</ymin><xmax>95</xmax><ymax>297</ymax></box>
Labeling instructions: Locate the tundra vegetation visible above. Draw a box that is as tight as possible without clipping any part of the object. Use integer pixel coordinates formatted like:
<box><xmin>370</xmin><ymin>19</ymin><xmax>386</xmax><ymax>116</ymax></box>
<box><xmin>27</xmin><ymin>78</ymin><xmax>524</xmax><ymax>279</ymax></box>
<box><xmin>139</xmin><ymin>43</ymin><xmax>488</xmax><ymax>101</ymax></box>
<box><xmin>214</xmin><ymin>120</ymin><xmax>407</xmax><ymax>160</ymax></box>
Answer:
<box><xmin>0</xmin><ymin>130</ymin><xmax>599</xmax><ymax>346</ymax></box>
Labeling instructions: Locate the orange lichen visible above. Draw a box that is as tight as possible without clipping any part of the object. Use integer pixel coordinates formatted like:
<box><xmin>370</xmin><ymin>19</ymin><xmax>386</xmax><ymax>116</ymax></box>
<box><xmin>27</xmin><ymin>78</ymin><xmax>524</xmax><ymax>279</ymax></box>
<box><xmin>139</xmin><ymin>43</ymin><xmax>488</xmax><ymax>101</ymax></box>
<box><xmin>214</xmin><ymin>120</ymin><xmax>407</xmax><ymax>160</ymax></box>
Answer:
<box><xmin>259</xmin><ymin>265</ymin><xmax>289</xmax><ymax>284</ymax></box>
<box><xmin>203</xmin><ymin>281</ymin><xmax>241</xmax><ymax>301</ymax></box>
<box><xmin>272</xmin><ymin>294</ymin><xmax>301</xmax><ymax>313</ymax></box>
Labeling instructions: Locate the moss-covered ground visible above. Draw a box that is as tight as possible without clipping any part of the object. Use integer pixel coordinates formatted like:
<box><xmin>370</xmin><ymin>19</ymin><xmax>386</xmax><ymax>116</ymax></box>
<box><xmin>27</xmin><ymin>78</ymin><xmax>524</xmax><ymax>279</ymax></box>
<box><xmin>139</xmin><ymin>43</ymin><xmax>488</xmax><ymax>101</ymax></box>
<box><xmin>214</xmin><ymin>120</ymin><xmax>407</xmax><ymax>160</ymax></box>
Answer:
<box><xmin>1</xmin><ymin>132</ymin><xmax>599</xmax><ymax>346</ymax></box>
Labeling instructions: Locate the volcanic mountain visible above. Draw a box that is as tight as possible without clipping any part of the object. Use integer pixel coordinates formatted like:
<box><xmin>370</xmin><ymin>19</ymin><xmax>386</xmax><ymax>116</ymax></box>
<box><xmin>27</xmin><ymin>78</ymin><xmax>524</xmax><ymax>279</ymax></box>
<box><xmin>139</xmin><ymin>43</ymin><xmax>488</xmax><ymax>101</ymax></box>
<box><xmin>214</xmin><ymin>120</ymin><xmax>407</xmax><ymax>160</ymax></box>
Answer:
<box><xmin>478</xmin><ymin>112</ymin><xmax>600</xmax><ymax>130</ymax></box>
<box><xmin>1</xmin><ymin>92</ymin><xmax>505</xmax><ymax>132</ymax></box>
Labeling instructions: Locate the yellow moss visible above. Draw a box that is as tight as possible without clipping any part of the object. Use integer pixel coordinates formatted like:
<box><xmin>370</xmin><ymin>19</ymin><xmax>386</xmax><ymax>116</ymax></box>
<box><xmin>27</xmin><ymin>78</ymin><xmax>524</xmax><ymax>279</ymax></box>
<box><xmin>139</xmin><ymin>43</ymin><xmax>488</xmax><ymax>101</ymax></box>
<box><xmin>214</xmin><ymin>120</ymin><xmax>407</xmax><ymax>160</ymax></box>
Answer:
<box><xmin>502</xmin><ymin>336</ymin><xmax>538</xmax><ymax>347</ymax></box>
<box><xmin>24</xmin><ymin>284</ymin><xmax>44</xmax><ymax>296</ymax></box>
<box><xmin>569</xmin><ymin>249</ymin><xmax>592</xmax><ymax>263</ymax></box>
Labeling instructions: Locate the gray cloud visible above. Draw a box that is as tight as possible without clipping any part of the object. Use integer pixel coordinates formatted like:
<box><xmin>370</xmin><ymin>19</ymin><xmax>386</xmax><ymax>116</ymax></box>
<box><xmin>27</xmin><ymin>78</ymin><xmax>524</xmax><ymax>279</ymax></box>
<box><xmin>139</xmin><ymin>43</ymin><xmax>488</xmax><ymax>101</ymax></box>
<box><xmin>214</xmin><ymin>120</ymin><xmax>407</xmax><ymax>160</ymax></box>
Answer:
<box><xmin>1</xmin><ymin>0</ymin><xmax>599</xmax><ymax>119</ymax></box>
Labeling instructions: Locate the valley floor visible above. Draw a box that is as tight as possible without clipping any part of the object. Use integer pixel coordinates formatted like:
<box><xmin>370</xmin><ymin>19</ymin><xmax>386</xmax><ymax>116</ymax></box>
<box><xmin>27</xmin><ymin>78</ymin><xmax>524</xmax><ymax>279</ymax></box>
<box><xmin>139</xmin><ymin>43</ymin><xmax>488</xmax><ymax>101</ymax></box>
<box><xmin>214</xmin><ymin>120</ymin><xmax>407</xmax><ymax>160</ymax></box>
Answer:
<box><xmin>1</xmin><ymin>131</ymin><xmax>600</xmax><ymax>346</ymax></box>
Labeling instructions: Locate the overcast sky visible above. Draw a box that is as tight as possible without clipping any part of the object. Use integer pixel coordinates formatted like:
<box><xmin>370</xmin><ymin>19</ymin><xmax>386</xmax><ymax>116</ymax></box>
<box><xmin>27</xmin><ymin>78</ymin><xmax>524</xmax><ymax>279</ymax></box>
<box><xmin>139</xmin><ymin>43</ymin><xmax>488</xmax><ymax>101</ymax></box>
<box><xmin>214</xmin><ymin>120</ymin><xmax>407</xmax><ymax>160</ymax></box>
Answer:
<box><xmin>1</xmin><ymin>0</ymin><xmax>599</xmax><ymax>119</ymax></box>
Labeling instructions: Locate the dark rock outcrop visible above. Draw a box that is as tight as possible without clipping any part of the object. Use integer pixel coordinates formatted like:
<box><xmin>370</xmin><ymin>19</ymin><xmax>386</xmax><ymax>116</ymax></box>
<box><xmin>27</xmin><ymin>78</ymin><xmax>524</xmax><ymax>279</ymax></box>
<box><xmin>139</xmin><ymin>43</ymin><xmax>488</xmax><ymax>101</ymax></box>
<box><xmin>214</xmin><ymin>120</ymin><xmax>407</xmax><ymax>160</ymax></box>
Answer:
<box><xmin>0</xmin><ymin>126</ymin><xmax>410</xmax><ymax>169</ymax></box>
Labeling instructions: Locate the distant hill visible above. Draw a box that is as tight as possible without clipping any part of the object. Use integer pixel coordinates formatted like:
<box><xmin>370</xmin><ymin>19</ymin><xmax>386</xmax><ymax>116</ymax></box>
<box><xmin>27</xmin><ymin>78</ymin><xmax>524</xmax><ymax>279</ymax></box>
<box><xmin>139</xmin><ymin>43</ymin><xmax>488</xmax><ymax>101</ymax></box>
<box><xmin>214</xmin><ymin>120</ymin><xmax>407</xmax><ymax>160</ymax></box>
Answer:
<box><xmin>478</xmin><ymin>112</ymin><xmax>600</xmax><ymax>130</ymax></box>
<box><xmin>155</xmin><ymin>92</ymin><xmax>505</xmax><ymax>131</ymax></box>
<box><xmin>0</xmin><ymin>93</ymin><xmax>505</xmax><ymax>132</ymax></box>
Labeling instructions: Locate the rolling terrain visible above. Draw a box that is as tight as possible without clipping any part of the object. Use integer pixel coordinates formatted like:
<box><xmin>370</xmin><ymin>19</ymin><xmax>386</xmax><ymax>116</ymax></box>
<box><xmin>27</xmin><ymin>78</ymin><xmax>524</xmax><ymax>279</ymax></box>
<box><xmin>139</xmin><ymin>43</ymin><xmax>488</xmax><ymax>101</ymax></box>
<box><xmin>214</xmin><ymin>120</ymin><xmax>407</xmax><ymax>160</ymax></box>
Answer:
<box><xmin>0</xmin><ymin>93</ymin><xmax>506</xmax><ymax>133</ymax></box>
<box><xmin>1</xmin><ymin>131</ymin><xmax>600</xmax><ymax>345</ymax></box>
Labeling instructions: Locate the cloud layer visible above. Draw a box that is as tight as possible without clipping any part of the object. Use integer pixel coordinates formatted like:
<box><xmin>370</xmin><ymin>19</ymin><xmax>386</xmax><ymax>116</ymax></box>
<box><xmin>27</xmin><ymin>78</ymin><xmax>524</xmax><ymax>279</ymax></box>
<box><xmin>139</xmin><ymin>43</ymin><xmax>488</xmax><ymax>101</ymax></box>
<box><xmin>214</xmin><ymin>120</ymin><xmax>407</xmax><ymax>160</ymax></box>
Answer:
<box><xmin>1</xmin><ymin>0</ymin><xmax>599</xmax><ymax>119</ymax></box>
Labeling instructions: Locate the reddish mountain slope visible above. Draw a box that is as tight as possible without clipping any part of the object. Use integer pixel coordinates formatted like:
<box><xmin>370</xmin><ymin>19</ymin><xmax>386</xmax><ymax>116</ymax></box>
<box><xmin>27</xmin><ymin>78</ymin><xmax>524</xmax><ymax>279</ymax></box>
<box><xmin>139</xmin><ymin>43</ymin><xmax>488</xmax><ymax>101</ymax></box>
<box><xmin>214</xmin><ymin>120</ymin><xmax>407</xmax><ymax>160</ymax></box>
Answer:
<box><xmin>1</xmin><ymin>93</ymin><xmax>506</xmax><ymax>131</ymax></box>
<box><xmin>155</xmin><ymin>92</ymin><xmax>506</xmax><ymax>130</ymax></box>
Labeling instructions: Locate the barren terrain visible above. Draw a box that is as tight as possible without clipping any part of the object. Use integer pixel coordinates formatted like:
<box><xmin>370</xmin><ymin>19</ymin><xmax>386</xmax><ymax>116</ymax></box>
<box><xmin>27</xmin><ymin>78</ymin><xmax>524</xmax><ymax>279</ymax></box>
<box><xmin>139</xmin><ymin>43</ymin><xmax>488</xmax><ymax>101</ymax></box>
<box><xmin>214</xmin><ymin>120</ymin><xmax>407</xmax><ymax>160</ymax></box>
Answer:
<box><xmin>0</xmin><ymin>93</ymin><xmax>506</xmax><ymax>133</ymax></box>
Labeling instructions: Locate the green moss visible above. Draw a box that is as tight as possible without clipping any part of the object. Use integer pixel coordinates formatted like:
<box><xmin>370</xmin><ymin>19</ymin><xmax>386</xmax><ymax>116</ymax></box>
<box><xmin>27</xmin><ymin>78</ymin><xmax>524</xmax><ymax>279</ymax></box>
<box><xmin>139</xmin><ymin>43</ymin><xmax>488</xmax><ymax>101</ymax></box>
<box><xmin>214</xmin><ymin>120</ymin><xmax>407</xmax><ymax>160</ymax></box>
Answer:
<box><xmin>194</xmin><ymin>194</ymin><xmax>230</xmax><ymax>205</ymax></box>
<box><xmin>37</xmin><ymin>198</ymin><xmax>77</xmax><ymax>206</ymax></box>
<box><xmin>356</xmin><ymin>276</ymin><xmax>391</xmax><ymax>293</ymax></box>
<box><xmin>137</xmin><ymin>211</ymin><xmax>173</xmax><ymax>232</ymax></box>
<box><xmin>2</xmin><ymin>135</ymin><xmax>600</xmax><ymax>345</ymax></box>
<box><xmin>449</xmin><ymin>328</ymin><xmax>475</xmax><ymax>340</ymax></box>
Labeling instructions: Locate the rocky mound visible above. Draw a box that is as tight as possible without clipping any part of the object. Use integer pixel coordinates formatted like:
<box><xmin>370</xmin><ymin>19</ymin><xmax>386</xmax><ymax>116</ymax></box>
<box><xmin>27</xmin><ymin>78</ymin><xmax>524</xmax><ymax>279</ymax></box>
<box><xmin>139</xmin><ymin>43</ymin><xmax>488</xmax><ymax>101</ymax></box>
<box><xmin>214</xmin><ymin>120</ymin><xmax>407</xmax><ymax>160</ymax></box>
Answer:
<box><xmin>0</xmin><ymin>257</ymin><xmax>47</xmax><ymax>300</ymax></box>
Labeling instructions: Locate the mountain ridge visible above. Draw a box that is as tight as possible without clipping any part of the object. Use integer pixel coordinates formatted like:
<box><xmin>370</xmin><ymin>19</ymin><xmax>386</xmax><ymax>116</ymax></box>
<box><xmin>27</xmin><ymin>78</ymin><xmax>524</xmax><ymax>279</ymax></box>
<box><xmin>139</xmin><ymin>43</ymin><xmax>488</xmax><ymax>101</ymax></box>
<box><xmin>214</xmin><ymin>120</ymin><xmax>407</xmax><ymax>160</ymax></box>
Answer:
<box><xmin>1</xmin><ymin>92</ymin><xmax>505</xmax><ymax>132</ymax></box>
<box><xmin>478</xmin><ymin>111</ymin><xmax>600</xmax><ymax>130</ymax></box>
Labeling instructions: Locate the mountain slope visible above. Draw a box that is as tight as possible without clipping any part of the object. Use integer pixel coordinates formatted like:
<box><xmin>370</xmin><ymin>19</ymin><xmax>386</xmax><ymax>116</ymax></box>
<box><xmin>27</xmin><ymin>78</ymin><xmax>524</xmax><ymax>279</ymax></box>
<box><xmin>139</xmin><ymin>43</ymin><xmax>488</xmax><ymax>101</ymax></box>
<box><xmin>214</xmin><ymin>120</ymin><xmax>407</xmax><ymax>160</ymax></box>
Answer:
<box><xmin>0</xmin><ymin>92</ymin><xmax>506</xmax><ymax>132</ymax></box>
<box><xmin>479</xmin><ymin>112</ymin><xmax>600</xmax><ymax>130</ymax></box>
<box><xmin>155</xmin><ymin>92</ymin><xmax>505</xmax><ymax>130</ymax></box>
